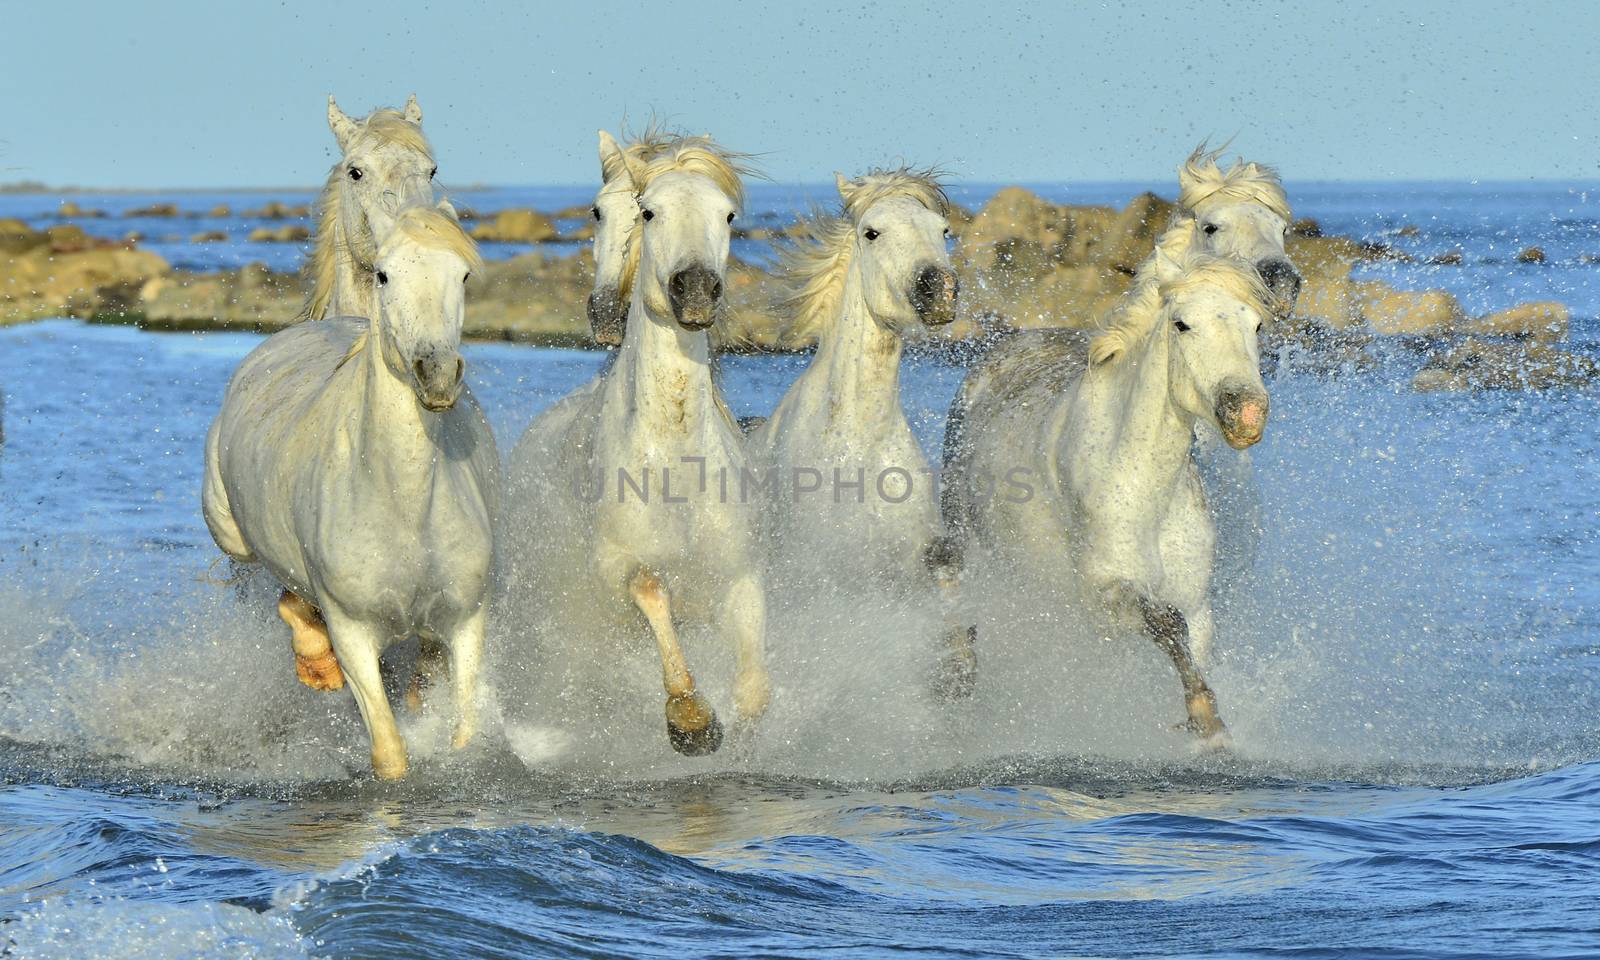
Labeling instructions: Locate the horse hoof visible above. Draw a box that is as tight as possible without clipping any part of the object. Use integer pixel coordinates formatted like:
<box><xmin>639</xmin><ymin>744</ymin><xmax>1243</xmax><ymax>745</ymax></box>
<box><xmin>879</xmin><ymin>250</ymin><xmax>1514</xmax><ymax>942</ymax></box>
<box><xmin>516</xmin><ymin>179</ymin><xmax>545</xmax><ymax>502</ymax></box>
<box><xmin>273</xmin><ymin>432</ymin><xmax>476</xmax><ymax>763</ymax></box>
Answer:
<box><xmin>295</xmin><ymin>650</ymin><xmax>345</xmax><ymax>692</ymax></box>
<box><xmin>1182</xmin><ymin>717</ymin><xmax>1232</xmax><ymax>751</ymax></box>
<box><xmin>371</xmin><ymin>748</ymin><xmax>409</xmax><ymax>780</ymax></box>
<box><xmin>668</xmin><ymin>714</ymin><xmax>724</xmax><ymax>757</ymax></box>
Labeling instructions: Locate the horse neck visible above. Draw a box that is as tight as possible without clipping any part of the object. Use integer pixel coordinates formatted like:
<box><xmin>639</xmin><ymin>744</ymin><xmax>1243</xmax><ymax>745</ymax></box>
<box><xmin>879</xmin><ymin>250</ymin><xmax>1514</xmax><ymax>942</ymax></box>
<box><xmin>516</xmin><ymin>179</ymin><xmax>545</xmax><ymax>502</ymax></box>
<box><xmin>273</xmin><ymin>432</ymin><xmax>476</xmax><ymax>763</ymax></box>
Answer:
<box><xmin>607</xmin><ymin>288</ymin><xmax>719</xmax><ymax>433</ymax></box>
<box><xmin>804</xmin><ymin>262</ymin><xmax>906</xmax><ymax>429</ymax></box>
<box><xmin>1074</xmin><ymin>333</ymin><xmax>1193</xmax><ymax>489</ymax></box>
<box><xmin>331</xmin><ymin>201</ymin><xmax>379</xmax><ymax>320</ymax></box>
<box><xmin>350</xmin><ymin>319</ymin><xmax>436</xmax><ymax>481</ymax></box>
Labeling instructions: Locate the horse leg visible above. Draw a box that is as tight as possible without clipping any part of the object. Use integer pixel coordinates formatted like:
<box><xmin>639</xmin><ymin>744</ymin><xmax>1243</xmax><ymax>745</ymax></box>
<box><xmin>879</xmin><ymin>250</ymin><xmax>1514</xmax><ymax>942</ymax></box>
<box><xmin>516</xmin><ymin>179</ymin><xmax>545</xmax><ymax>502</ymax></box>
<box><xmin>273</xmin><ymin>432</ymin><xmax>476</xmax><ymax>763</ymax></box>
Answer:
<box><xmin>1107</xmin><ymin>583</ymin><xmax>1229</xmax><ymax>747</ymax></box>
<box><xmin>721</xmin><ymin>573</ymin><xmax>771</xmax><ymax>728</ymax></box>
<box><xmin>925</xmin><ymin>536</ymin><xmax>977</xmax><ymax>702</ymax></box>
<box><xmin>278</xmin><ymin>590</ymin><xmax>343</xmax><ymax>691</ymax></box>
<box><xmin>445</xmin><ymin>608</ymin><xmax>485</xmax><ymax>750</ymax></box>
<box><xmin>323</xmin><ymin>608</ymin><xmax>408</xmax><ymax>779</ymax></box>
<box><xmin>630</xmin><ymin>568</ymin><xmax>722</xmax><ymax>756</ymax></box>
<box><xmin>404</xmin><ymin>637</ymin><xmax>447</xmax><ymax>713</ymax></box>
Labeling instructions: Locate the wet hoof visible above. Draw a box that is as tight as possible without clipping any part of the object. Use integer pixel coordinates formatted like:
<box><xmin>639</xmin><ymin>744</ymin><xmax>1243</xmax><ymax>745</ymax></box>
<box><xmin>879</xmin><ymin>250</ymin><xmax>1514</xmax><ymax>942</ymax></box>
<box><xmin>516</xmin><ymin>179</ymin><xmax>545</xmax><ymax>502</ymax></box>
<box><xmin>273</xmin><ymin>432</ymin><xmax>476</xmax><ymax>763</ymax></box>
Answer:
<box><xmin>665</xmin><ymin>693</ymin><xmax>723</xmax><ymax>757</ymax></box>
<box><xmin>931</xmin><ymin>627</ymin><xmax>978</xmax><ymax>703</ymax></box>
<box><xmin>295</xmin><ymin>649</ymin><xmax>345</xmax><ymax>692</ymax></box>
<box><xmin>1182</xmin><ymin>714</ymin><xmax>1232</xmax><ymax>751</ymax></box>
<box><xmin>371</xmin><ymin>745</ymin><xmax>409</xmax><ymax>780</ymax></box>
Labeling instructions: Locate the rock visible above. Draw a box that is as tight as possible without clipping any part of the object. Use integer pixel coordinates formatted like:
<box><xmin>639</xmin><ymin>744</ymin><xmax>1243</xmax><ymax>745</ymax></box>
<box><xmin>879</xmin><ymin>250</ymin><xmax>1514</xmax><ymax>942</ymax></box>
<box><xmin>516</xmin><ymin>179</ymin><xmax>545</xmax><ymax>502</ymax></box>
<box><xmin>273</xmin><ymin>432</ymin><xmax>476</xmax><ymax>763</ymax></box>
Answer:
<box><xmin>1290</xmin><ymin>217</ymin><xmax>1322</xmax><ymax>238</ymax></box>
<box><xmin>244</xmin><ymin>201</ymin><xmax>311</xmax><ymax>220</ymax></box>
<box><xmin>1426</xmin><ymin>250</ymin><xmax>1464</xmax><ymax>266</ymax></box>
<box><xmin>126</xmin><ymin>203</ymin><xmax>180</xmax><ymax>218</ymax></box>
<box><xmin>470</xmin><ymin>209</ymin><xmax>558</xmax><ymax>244</ymax></box>
<box><xmin>1579</xmin><ymin>254</ymin><xmax>1600</xmax><ymax>265</ymax></box>
<box><xmin>191</xmin><ymin>231</ymin><xmax>229</xmax><ymax>243</ymax></box>
<box><xmin>958</xmin><ymin>187</ymin><xmax>1119</xmax><ymax>275</ymax></box>
<box><xmin>1286</xmin><ymin>234</ymin><xmax>1374</xmax><ymax>280</ymax></box>
<box><xmin>0</xmin><ymin>219</ymin><xmax>49</xmax><ymax>255</ymax></box>
<box><xmin>207</xmin><ymin>204</ymin><xmax>232</xmax><ymax>218</ymax></box>
<box><xmin>46</xmin><ymin>224</ymin><xmax>92</xmax><ymax>253</ymax></box>
<box><xmin>1356</xmin><ymin>281</ymin><xmax>1466</xmax><ymax>336</ymax></box>
<box><xmin>59</xmin><ymin>201</ymin><xmax>105</xmax><ymax>219</ymax></box>
<box><xmin>549</xmin><ymin>205</ymin><xmax>593</xmax><ymax>221</ymax></box>
<box><xmin>563</xmin><ymin>222</ymin><xmax>596</xmax><ymax>243</ymax></box>
<box><xmin>1</xmin><ymin>244</ymin><xmax>170</xmax><ymax>322</ymax></box>
<box><xmin>246</xmin><ymin>225</ymin><xmax>311</xmax><ymax>243</ymax></box>
<box><xmin>1396</xmin><ymin>224</ymin><xmax>1420</xmax><ymax>237</ymax></box>
<box><xmin>1464</xmin><ymin>301</ymin><xmax>1569</xmax><ymax>341</ymax></box>
<box><xmin>1414</xmin><ymin>338</ymin><xmax>1599</xmax><ymax>391</ymax></box>
<box><xmin>1293</xmin><ymin>274</ymin><xmax>1363</xmax><ymax>329</ymax></box>
<box><xmin>1515</xmin><ymin>246</ymin><xmax>1545</xmax><ymax>264</ymax></box>
<box><xmin>1099</xmin><ymin>192</ymin><xmax>1177</xmax><ymax>274</ymax></box>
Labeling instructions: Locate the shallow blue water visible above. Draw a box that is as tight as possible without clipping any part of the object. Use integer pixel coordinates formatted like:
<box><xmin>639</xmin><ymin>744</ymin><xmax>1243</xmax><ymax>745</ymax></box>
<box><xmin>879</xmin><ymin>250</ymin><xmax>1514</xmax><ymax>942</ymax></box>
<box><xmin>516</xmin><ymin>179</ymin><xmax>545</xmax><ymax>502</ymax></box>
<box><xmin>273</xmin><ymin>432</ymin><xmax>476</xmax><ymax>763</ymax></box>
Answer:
<box><xmin>1</xmin><ymin>184</ymin><xmax>1598</xmax><ymax>957</ymax></box>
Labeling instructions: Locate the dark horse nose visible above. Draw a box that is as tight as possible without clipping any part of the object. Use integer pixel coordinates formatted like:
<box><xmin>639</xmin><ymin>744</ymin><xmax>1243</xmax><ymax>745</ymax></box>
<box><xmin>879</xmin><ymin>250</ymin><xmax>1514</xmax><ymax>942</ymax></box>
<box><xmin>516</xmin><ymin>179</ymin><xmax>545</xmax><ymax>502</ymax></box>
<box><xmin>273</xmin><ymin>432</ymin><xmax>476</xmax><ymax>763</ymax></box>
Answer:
<box><xmin>1257</xmin><ymin>258</ymin><xmax>1302</xmax><ymax>311</ymax></box>
<box><xmin>910</xmin><ymin>265</ymin><xmax>959</xmax><ymax>326</ymax></box>
<box><xmin>668</xmin><ymin>265</ymin><xmax>722</xmax><ymax>329</ymax></box>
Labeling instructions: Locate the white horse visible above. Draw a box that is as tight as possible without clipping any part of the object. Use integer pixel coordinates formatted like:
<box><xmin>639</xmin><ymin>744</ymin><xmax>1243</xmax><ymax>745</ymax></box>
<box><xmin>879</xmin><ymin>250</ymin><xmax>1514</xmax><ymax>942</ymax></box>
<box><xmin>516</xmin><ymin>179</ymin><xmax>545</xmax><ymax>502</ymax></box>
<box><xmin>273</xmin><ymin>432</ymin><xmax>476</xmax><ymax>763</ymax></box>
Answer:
<box><xmin>503</xmin><ymin>138</ymin><xmax>769</xmax><ymax>757</ymax></box>
<box><xmin>941</xmin><ymin>248</ymin><xmax>1275</xmax><ymax>746</ymax></box>
<box><xmin>586</xmin><ymin>128</ymin><xmax>674</xmax><ymax>347</ymax></box>
<box><xmin>203</xmin><ymin>205</ymin><xmax>496</xmax><ymax>779</ymax></box>
<box><xmin>745</xmin><ymin>168</ymin><xmax>973</xmax><ymax>698</ymax></box>
<box><xmin>307</xmin><ymin>94</ymin><xmax>440</xmax><ymax>322</ymax></box>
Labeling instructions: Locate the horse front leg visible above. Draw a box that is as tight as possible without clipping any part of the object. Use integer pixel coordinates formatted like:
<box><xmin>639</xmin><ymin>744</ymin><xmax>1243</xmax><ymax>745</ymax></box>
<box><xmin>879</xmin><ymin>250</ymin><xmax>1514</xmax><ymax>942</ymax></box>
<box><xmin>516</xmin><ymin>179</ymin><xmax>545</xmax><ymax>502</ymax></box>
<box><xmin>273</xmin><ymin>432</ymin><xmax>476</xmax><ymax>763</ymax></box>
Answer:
<box><xmin>1105</xmin><ymin>582</ymin><xmax>1230</xmax><ymax>748</ymax></box>
<box><xmin>630</xmin><ymin>567</ymin><xmax>723</xmax><ymax>757</ymax></box>
<box><xmin>721</xmin><ymin>573</ymin><xmax>771</xmax><ymax>729</ymax></box>
<box><xmin>445</xmin><ymin>607</ymin><xmax>485</xmax><ymax>749</ymax></box>
<box><xmin>278</xmin><ymin>590</ymin><xmax>343</xmax><ymax>691</ymax></box>
<box><xmin>322</xmin><ymin>607</ymin><xmax>408</xmax><ymax>779</ymax></box>
<box><xmin>924</xmin><ymin>535</ymin><xmax>977</xmax><ymax>702</ymax></box>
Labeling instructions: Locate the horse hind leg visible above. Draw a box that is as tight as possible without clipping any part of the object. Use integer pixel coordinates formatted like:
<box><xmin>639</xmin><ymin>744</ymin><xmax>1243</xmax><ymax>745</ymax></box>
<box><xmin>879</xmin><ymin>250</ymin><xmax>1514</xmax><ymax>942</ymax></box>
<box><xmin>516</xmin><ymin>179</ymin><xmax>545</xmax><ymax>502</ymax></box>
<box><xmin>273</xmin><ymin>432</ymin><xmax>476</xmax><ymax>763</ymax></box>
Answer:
<box><xmin>278</xmin><ymin>590</ymin><xmax>344</xmax><ymax>691</ymax></box>
<box><xmin>404</xmin><ymin>637</ymin><xmax>447</xmax><ymax>714</ymax></box>
<box><xmin>925</xmin><ymin>536</ymin><xmax>978</xmax><ymax>703</ymax></box>
<box><xmin>630</xmin><ymin>567</ymin><xmax>723</xmax><ymax>757</ymax></box>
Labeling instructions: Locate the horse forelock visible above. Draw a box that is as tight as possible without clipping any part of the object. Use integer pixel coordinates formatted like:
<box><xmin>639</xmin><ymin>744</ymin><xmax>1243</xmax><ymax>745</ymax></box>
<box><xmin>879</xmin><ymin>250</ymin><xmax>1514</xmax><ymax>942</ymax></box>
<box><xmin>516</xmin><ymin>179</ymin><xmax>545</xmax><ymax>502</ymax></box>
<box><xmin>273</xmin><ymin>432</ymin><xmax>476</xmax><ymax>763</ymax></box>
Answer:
<box><xmin>381</xmin><ymin>205</ymin><xmax>483</xmax><ymax>273</ymax></box>
<box><xmin>1178</xmin><ymin>145</ymin><xmax>1291</xmax><ymax>222</ymax></box>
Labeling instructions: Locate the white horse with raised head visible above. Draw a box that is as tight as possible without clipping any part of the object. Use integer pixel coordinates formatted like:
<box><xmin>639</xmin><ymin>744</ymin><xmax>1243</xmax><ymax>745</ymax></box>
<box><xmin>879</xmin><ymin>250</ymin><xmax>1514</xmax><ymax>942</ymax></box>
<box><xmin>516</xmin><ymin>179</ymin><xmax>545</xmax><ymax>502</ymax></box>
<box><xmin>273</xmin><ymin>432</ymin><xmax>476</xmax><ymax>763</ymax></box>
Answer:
<box><xmin>503</xmin><ymin>137</ymin><xmax>769</xmax><ymax>757</ymax></box>
<box><xmin>586</xmin><ymin>128</ymin><xmax>673</xmax><ymax>347</ymax></box>
<box><xmin>203</xmin><ymin>205</ymin><xmax>496</xmax><ymax>779</ymax></box>
<box><xmin>941</xmin><ymin>247</ymin><xmax>1276</xmax><ymax>746</ymax></box>
<box><xmin>745</xmin><ymin>168</ymin><xmax>973</xmax><ymax>698</ymax></box>
<box><xmin>308</xmin><ymin>94</ymin><xmax>440</xmax><ymax>322</ymax></box>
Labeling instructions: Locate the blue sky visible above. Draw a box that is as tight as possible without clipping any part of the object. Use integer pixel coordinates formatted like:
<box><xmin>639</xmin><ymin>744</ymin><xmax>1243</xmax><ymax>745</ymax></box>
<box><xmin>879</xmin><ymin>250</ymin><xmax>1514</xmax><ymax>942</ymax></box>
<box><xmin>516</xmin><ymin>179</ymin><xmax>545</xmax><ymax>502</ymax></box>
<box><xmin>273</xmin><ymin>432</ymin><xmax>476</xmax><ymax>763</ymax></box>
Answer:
<box><xmin>2</xmin><ymin>1</ymin><xmax>1594</xmax><ymax>187</ymax></box>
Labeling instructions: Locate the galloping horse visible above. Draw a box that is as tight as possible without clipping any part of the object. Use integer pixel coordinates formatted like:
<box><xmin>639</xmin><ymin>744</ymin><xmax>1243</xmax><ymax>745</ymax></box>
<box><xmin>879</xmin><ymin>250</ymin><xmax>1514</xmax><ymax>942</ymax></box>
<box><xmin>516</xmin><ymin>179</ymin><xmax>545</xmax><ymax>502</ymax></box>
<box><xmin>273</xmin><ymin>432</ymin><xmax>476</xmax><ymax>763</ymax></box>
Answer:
<box><xmin>745</xmin><ymin>168</ymin><xmax>973</xmax><ymax>699</ymax></box>
<box><xmin>502</xmin><ymin>137</ymin><xmax>770</xmax><ymax>757</ymax></box>
<box><xmin>941</xmin><ymin>248</ymin><xmax>1276</xmax><ymax>746</ymax></box>
<box><xmin>204</xmin><ymin>205</ymin><xmax>496</xmax><ymax>778</ymax></box>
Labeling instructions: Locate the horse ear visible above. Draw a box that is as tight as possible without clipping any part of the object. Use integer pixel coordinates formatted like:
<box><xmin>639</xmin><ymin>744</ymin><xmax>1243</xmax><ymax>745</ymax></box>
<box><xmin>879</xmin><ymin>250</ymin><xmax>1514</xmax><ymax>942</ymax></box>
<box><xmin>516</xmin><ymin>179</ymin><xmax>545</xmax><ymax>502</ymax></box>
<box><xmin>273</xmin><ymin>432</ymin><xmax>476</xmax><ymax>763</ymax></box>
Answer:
<box><xmin>833</xmin><ymin>171</ymin><xmax>857</xmax><ymax>202</ymax></box>
<box><xmin>597</xmin><ymin>130</ymin><xmax>625</xmax><ymax>182</ymax></box>
<box><xmin>619</xmin><ymin>146</ymin><xmax>647</xmax><ymax>192</ymax></box>
<box><xmin>436</xmin><ymin>198</ymin><xmax>458</xmax><ymax>220</ymax></box>
<box><xmin>327</xmin><ymin>96</ymin><xmax>359</xmax><ymax>151</ymax></box>
<box><xmin>1152</xmin><ymin>246</ymin><xmax>1185</xmax><ymax>285</ymax></box>
<box><xmin>404</xmin><ymin>94</ymin><xmax>423</xmax><ymax>125</ymax></box>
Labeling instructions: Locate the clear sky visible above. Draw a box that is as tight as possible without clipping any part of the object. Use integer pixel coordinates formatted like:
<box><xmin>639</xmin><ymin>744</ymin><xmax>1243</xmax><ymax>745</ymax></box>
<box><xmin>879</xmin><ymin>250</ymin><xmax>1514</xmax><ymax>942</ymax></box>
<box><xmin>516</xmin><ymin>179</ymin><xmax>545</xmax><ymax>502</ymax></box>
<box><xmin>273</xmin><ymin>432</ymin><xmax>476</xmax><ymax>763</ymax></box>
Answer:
<box><xmin>2</xmin><ymin>0</ymin><xmax>1594</xmax><ymax>188</ymax></box>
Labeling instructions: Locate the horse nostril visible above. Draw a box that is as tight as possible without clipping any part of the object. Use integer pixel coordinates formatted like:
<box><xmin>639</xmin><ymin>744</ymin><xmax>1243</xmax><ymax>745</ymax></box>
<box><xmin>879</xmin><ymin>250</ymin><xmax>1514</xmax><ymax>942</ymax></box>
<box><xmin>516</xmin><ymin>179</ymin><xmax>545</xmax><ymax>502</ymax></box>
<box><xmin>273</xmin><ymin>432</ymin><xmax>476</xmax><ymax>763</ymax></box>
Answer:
<box><xmin>413</xmin><ymin>357</ymin><xmax>427</xmax><ymax>382</ymax></box>
<box><xmin>669</xmin><ymin>273</ymin><xmax>687</xmax><ymax>301</ymax></box>
<box><xmin>454</xmin><ymin>355</ymin><xmax>465</xmax><ymax>385</ymax></box>
<box><xmin>710</xmin><ymin>278</ymin><xmax>723</xmax><ymax>302</ymax></box>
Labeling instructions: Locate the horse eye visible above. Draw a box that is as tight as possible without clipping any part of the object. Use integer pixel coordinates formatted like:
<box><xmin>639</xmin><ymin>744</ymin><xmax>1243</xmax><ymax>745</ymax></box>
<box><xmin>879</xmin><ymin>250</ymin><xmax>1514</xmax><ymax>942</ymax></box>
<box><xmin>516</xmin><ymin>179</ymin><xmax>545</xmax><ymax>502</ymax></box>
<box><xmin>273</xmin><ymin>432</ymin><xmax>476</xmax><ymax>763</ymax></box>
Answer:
<box><xmin>1256</xmin><ymin>321</ymin><xmax>1264</xmax><ymax>334</ymax></box>
<box><xmin>376</xmin><ymin>270</ymin><xmax>388</xmax><ymax>285</ymax></box>
<box><xmin>864</xmin><ymin>228</ymin><xmax>880</xmax><ymax>241</ymax></box>
<box><xmin>591</xmin><ymin>205</ymin><xmax>602</xmax><ymax>222</ymax></box>
<box><xmin>429</xmin><ymin>167</ymin><xmax>438</xmax><ymax>180</ymax></box>
<box><xmin>348</xmin><ymin>167</ymin><xmax>363</xmax><ymax>181</ymax></box>
<box><xmin>1173</xmin><ymin>318</ymin><xmax>1190</xmax><ymax>332</ymax></box>
<box><xmin>1202</xmin><ymin>223</ymin><xmax>1218</xmax><ymax>236</ymax></box>
<box><xmin>641</xmin><ymin>209</ymin><xmax>655</xmax><ymax>222</ymax></box>
<box><xmin>464</xmin><ymin>272</ymin><xmax>472</xmax><ymax>283</ymax></box>
<box><xmin>726</xmin><ymin>212</ymin><xmax>736</xmax><ymax>224</ymax></box>
<box><xmin>943</xmin><ymin>228</ymin><xmax>952</xmax><ymax>239</ymax></box>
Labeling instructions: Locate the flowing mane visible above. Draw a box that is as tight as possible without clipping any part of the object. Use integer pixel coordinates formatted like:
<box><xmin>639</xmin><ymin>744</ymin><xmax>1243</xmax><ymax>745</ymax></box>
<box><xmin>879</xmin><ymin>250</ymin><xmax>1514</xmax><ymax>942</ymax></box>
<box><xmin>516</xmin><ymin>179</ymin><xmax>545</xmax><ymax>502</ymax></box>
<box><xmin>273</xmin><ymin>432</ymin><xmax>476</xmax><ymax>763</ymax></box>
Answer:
<box><xmin>617</xmin><ymin>136</ymin><xmax>754</xmax><ymax>307</ymax></box>
<box><xmin>774</xmin><ymin>167</ymin><xmax>949</xmax><ymax>344</ymax></box>
<box><xmin>1089</xmin><ymin>251</ymin><xmax>1272</xmax><ymax>365</ymax></box>
<box><xmin>306</xmin><ymin>108</ymin><xmax>436</xmax><ymax>321</ymax></box>
<box><xmin>1178</xmin><ymin>144</ymin><xmax>1291</xmax><ymax>221</ymax></box>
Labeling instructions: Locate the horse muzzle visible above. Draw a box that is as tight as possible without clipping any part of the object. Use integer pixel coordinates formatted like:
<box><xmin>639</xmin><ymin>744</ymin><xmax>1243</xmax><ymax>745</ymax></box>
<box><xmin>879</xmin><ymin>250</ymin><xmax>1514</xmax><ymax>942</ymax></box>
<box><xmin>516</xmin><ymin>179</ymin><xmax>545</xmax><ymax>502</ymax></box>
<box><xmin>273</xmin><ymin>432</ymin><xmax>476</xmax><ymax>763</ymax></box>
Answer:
<box><xmin>668</xmin><ymin>264</ymin><xmax>722</xmax><ymax>330</ymax></box>
<box><xmin>910</xmin><ymin>265</ymin><xmax>959</xmax><ymax>326</ymax></box>
<box><xmin>587</xmin><ymin>287</ymin><xmax>627</xmax><ymax>346</ymax></box>
<box><xmin>1257</xmin><ymin>258</ymin><xmax>1302</xmax><ymax>316</ymax></box>
<box><xmin>413</xmin><ymin>350</ymin><xmax>466</xmax><ymax>412</ymax></box>
<box><xmin>1214</xmin><ymin>388</ymin><xmax>1269</xmax><ymax>449</ymax></box>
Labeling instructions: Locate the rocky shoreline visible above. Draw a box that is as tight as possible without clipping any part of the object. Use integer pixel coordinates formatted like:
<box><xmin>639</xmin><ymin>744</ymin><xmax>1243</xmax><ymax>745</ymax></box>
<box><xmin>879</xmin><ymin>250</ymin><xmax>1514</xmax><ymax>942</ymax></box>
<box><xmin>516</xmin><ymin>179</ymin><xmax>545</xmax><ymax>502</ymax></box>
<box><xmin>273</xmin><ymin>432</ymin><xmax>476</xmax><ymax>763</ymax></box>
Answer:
<box><xmin>2</xmin><ymin>188</ymin><xmax>1592</xmax><ymax>389</ymax></box>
